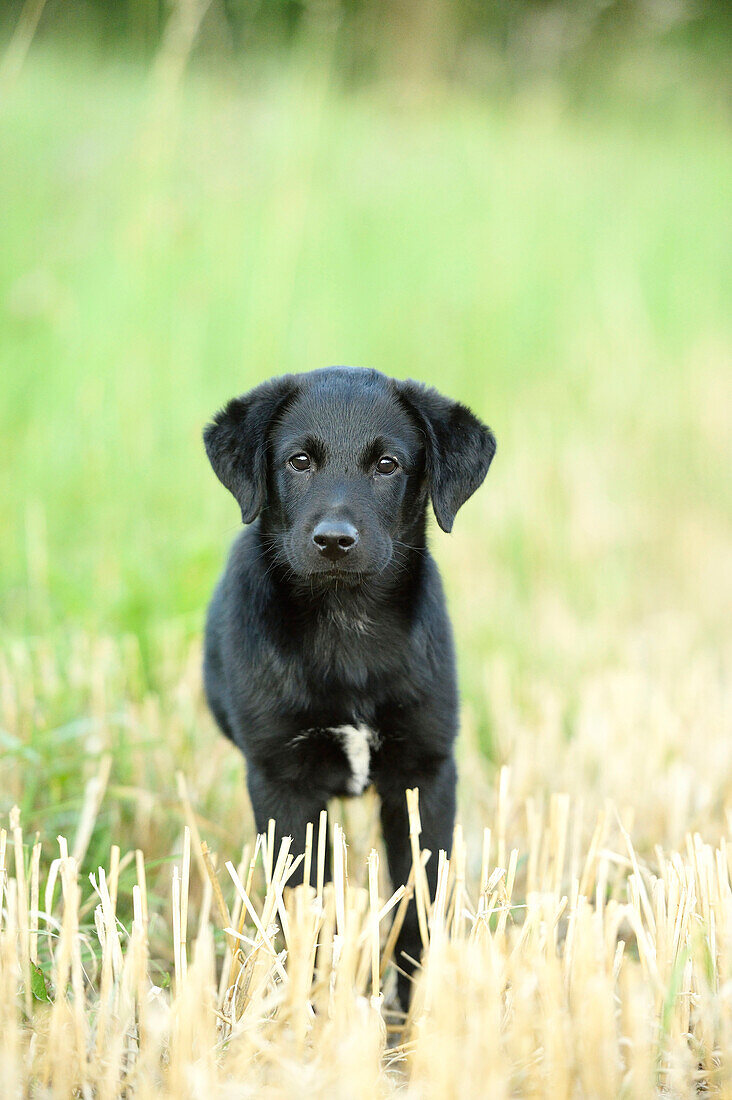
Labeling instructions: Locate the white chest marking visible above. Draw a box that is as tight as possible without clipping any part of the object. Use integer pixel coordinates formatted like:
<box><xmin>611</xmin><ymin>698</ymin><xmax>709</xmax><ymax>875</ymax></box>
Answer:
<box><xmin>332</xmin><ymin>723</ymin><xmax>373</xmax><ymax>795</ymax></box>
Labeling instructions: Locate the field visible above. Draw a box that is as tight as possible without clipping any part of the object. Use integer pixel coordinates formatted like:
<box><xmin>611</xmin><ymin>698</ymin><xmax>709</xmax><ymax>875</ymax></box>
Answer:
<box><xmin>1</xmin><ymin>26</ymin><xmax>731</xmax><ymax>1097</ymax></box>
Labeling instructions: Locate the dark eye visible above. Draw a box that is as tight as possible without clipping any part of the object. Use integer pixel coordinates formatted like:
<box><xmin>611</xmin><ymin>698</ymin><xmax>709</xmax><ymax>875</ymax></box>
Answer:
<box><xmin>288</xmin><ymin>453</ymin><xmax>311</xmax><ymax>472</ymax></box>
<box><xmin>376</xmin><ymin>455</ymin><xmax>399</xmax><ymax>475</ymax></box>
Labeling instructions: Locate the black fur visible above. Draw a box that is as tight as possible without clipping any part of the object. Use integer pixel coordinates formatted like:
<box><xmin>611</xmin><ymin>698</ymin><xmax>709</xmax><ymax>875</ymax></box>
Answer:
<box><xmin>203</xmin><ymin>366</ymin><xmax>495</xmax><ymax>1006</ymax></box>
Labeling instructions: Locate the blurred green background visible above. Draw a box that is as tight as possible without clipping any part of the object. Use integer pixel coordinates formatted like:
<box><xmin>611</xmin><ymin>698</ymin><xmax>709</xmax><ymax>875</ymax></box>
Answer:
<box><xmin>0</xmin><ymin>0</ymin><xmax>730</xmax><ymax>912</ymax></box>
<box><xmin>1</xmin><ymin>0</ymin><xmax>730</xmax><ymax>647</ymax></box>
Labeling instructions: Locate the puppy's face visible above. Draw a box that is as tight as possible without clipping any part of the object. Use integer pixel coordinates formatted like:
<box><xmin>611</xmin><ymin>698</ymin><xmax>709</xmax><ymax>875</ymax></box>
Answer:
<box><xmin>267</xmin><ymin>372</ymin><xmax>423</xmax><ymax>581</ymax></box>
<box><xmin>204</xmin><ymin>366</ymin><xmax>496</xmax><ymax>587</ymax></box>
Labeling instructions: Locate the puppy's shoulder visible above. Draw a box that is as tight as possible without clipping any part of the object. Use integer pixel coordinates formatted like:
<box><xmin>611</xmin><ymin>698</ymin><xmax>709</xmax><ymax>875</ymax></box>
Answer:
<box><xmin>413</xmin><ymin>550</ymin><xmax>449</xmax><ymax>618</ymax></box>
<box><xmin>225</xmin><ymin>524</ymin><xmax>263</xmax><ymax>583</ymax></box>
<box><xmin>213</xmin><ymin>525</ymin><xmax>274</xmax><ymax>630</ymax></box>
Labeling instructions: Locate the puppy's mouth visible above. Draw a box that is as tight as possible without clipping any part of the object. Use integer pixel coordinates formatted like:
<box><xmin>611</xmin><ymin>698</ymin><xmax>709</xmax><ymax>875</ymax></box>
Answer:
<box><xmin>307</xmin><ymin>566</ymin><xmax>369</xmax><ymax>585</ymax></box>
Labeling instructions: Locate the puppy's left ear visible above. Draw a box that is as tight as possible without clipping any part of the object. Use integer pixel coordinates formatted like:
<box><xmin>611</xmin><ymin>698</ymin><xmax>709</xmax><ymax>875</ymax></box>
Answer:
<box><xmin>204</xmin><ymin>375</ymin><xmax>297</xmax><ymax>524</ymax></box>
<box><xmin>396</xmin><ymin>380</ymin><xmax>496</xmax><ymax>533</ymax></box>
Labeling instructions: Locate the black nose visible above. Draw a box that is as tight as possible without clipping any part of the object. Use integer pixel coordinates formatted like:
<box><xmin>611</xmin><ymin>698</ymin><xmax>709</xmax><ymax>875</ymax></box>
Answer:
<box><xmin>312</xmin><ymin>520</ymin><xmax>359</xmax><ymax>560</ymax></box>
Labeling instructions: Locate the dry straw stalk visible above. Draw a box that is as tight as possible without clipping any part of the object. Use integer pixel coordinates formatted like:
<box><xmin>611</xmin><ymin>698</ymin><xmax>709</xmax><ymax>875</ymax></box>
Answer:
<box><xmin>3</xmin><ymin>770</ymin><xmax>732</xmax><ymax>1098</ymax></box>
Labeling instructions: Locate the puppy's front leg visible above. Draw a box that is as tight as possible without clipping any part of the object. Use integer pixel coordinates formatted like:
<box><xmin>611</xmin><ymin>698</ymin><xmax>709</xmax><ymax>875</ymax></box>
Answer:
<box><xmin>246</xmin><ymin>765</ymin><xmax>329</xmax><ymax>887</ymax></box>
<box><xmin>377</xmin><ymin>755</ymin><xmax>457</xmax><ymax>1009</ymax></box>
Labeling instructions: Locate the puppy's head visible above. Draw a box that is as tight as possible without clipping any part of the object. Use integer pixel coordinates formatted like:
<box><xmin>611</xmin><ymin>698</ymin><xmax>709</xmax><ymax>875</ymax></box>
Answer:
<box><xmin>204</xmin><ymin>367</ymin><xmax>495</xmax><ymax>584</ymax></box>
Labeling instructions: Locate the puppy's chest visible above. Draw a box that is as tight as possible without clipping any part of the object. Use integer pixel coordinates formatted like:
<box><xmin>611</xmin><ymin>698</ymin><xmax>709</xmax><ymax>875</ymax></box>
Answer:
<box><xmin>301</xmin><ymin>611</ymin><xmax>405</xmax><ymax>690</ymax></box>
<box><xmin>281</xmin><ymin>607</ymin><xmax>408</xmax><ymax>794</ymax></box>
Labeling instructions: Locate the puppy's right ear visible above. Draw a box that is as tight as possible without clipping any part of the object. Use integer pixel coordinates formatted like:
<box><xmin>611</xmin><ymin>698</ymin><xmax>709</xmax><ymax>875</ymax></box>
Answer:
<box><xmin>204</xmin><ymin>375</ymin><xmax>297</xmax><ymax>524</ymax></box>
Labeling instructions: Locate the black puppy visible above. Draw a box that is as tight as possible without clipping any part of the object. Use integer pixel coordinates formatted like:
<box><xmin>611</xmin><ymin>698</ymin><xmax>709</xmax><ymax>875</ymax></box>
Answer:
<box><xmin>203</xmin><ymin>366</ymin><xmax>495</xmax><ymax>1005</ymax></box>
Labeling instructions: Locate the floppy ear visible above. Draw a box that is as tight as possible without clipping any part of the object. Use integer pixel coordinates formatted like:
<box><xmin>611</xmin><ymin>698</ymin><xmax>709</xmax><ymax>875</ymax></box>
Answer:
<box><xmin>396</xmin><ymin>380</ymin><xmax>496</xmax><ymax>533</ymax></box>
<box><xmin>203</xmin><ymin>375</ymin><xmax>297</xmax><ymax>524</ymax></box>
